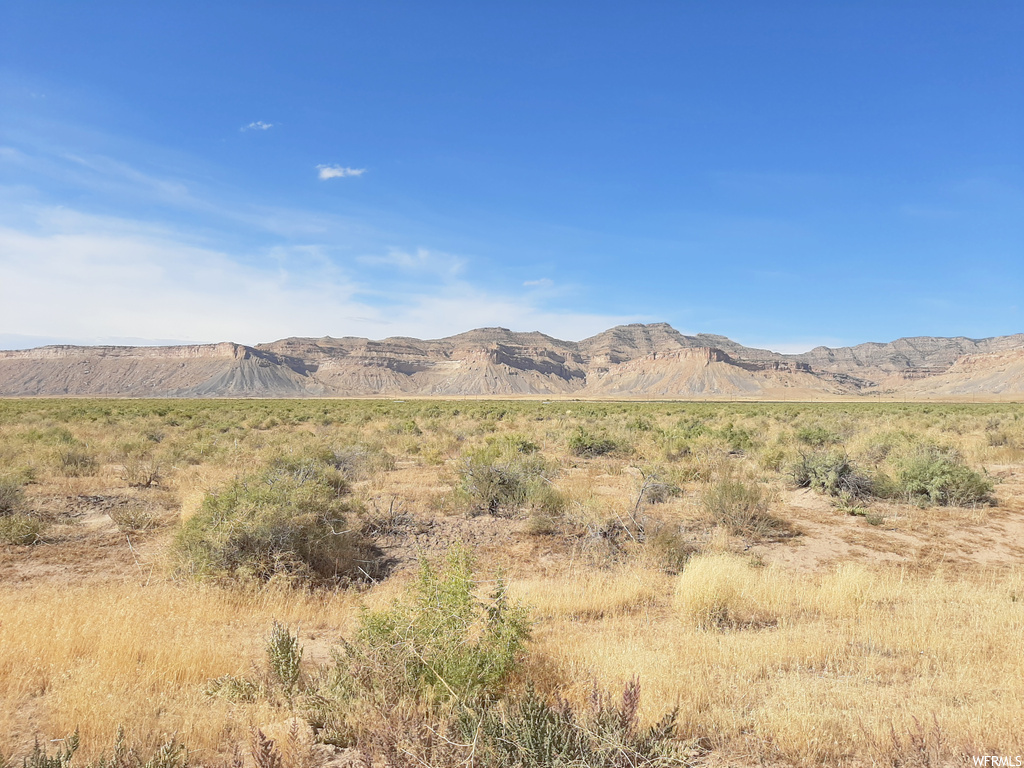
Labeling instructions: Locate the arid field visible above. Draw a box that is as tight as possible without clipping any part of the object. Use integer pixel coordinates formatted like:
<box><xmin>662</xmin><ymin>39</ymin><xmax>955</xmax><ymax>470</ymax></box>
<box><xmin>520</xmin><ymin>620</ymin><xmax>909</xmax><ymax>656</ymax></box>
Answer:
<box><xmin>2</xmin><ymin>398</ymin><xmax>1024</xmax><ymax>767</ymax></box>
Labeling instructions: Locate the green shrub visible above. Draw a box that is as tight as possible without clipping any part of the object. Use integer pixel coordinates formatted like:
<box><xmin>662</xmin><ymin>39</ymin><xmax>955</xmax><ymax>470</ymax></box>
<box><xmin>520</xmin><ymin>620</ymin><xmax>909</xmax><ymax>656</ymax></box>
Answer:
<box><xmin>0</xmin><ymin>513</ymin><xmax>46</xmax><ymax>545</ymax></box>
<box><xmin>120</xmin><ymin>456</ymin><xmax>161</xmax><ymax>488</ymax></box>
<box><xmin>791</xmin><ymin>451</ymin><xmax>873</xmax><ymax>498</ymax></box>
<box><xmin>458</xmin><ymin>452</ymin><xmax>564</xmax><ymax>517</ymax></box>
<box><xmin>489</xmin><ymin>433</ymin><xmax>540</xmax><ymax>455</ymax></box>
<box><xmin>109</xmin><ymin>504</ymin><xmax>158</xmax><ymax>533</ymax></box>
<box><xmin>470</xmin><ymin>680</ymin><xmax>687</xmax><ymax>767</ymax></box>
<box><xmin>568</xmin><ymin>427</ymin><xmax>618</xmax><ymax>457</ymax></box>
<box><xmin>626</xmin><ymin>416</ymin><xmax>654</xmax><ymax>432</ymax></box>
<box><xmin>172</xmin><ymin>456</ymin><xmax>365</xmax><ymax>584</ymax></box>
<box><xmin>56</xmin><ymin>447</ymin><xmax>98</xmax><ymax>477</ymax></box>
<box><xmin>645</xmin><ymin>522</ymin><xmax>695</xmax><ymax>573</ymax></box>
<box><xmin>21</xmin><ymin>730</ymin><xmax>79</xmax><ymax>768</ymax></box>
<box><xmin>335</xmin><ymin>544</ymin><xmax>529</xmax><ymax>704</ymax></box>
<box><xmin>266</xmin><ymin>621</ymin><xmax>303</xmax><ymax>695</ymax></box>
<box><xmin>16</xmin><ymin>728</ymin><xmax>185</xmax><ymax>768</ymax></box>
<box><xmin>674</xmin><ymin>418</ymin><xmax>707</xmax><ymax>439</ymax></box>
<box><xmin>714</xmin><ymin>423</ymin><xmax>756</xmax><ymax>453</ymax></box>
<box><xmin>700</xmin><ymin>476</ymin><xmax>790</xmax><ymax>539</ymax></box>
<box><xmin>895</xmin><ymin>447</ymin><xmax>994</xmax><ymax>507</ymax></box>
<box><xmin>795</xmin><ymin>426</ymin><xmax>840</xmax><ymax>447</ymax></box>
<box><xmin>0</xmin><ymin>477</ymin><xmax>25</xmax><ymax>516</ymax></box>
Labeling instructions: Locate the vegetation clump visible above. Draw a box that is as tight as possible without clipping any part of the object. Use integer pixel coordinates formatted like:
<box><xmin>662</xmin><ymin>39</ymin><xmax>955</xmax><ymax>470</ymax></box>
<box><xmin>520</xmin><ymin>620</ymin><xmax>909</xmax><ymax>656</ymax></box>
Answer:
<box><xmin>0</xmin><ymin>514</ymin><xmax>46</xmax><ymax>546</ymax></box>
<box><xmin>55</xmin><ymin>446</ymin><xmax>99</xmax><ymax>477</ymax></box>
<box><xmin>335</xmin><ymin>544</ymin><xmax>530</xmax><ymax>704</ymax></box>
<box><xmin>700</xmin><ymin>474</ymin><xmax>790</xmax><ymax>539</ymax></box>
<box><xmin>895</xmin><ymin>446</ymin><xmax>993</xmax><ymax>507</ymax></box>
<box><xmin>791</xmin><ymin>451</ymin><xmax>873</xmax><ymax>498</ymax></box>
<box><xmin>0</xmin><ymin>478</ymin><xmax>45</xmax><ymax>545</ymax></box>
<box><xmin>0</xmin><ymin>476</ymin><xmax>26</xmax><ymax>516</ymax></box>
<box><xmin>568</xmin><ymin>427</ymin><xmax>619</xmax><ymax>457</ymax></box>
<box><xmin>458</xmin><ymin>443</ymin><xmax>564</xmax><ymax>517</ymax></box>
<box><xmin>795</xmin><ymin>425</ymin><xmax>841</xmax><ymax>447</ymax></box>
<box><xmin>472</xmin><ymin>680</ymin><xmax>688</xmax><ymax>767</ymax></box>
<box><xmin>674</xmin><ymin>553</ymin><xmax>777</xmax><ymax>630</ymax></box>
<box><xmin>172</xmin><ymin>454</ymin><xmax>366</xmax><ymax>585</ymax></box>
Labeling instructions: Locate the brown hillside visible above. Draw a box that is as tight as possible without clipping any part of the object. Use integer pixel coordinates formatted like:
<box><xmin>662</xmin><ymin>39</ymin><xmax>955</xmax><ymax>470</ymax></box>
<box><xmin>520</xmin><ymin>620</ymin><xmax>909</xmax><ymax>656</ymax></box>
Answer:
<box><xmin>1</xmin><ymin>323</ymin><xmax>1022</xmax><ymax>398</ymax></box>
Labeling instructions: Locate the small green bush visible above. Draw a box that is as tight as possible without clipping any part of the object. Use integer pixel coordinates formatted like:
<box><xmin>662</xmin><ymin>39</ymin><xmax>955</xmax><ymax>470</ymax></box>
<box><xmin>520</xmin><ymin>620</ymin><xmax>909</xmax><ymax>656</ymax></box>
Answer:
<box><xmin>791</xmin><ymin>452</ymin><xmax>873</xmax><ymax>498</ymax></box>
<box><xmin>489</xmin><ymin>433</ymin><xmax>540</xmax><ymax>455</ymax></box>
<box><xmin>0</xmin><ymin>513</ymin><xmax>46</xmax><ymax>545</ymax></box>
<box><xmin>109</xmin><ymin>504</ymin><xmax>158</xmax><ymax>533</ymax></box>
<box><xmin>56</xmin><ymin>447</ymin><xmax>99</xmax><ymax>477</ymax></box>
<box><xmin>18</xmin><ymin>728</ymin><xmax>185</xmax><ymax>768</ymax></box>
<box><xmin>645</xmin><ymin>522</ymin><xmax>695</xmax><ymax>573</ymax></box>
<box><xmin>0</xmin><ymin>477</ymin><xmax>25</xmax><ymax>516</ymax></box>
<box><xmin>266</xmin><ymin>621</ymin><xmax>303</xmax><ymax>695</ymax></box>
<box><xmin>471</xmin><ymin>680</ymin><xmax>687</xmax><ymax>767</ymax></box>
<box><xmin>120</xmin><ymin>456</ymin><xmax>161</xmax><ymax>488</ymax></box>
<box><xmin>458</xmin><ymin>452</ymin><xmax>564</xmax><ymax>517</ymax></box>
<box><xmin>335</xmin><ymin>544</ymin><xmax>530</xmax><ymax>704</ymax></box>
<box><xmin>701</xmin><ymin>476</ymin><xmax>790</xmax><ymax>539</ymax></box>
<box><xmin>172</xmin><ymin>455</ymin><xmax>365</xmax><ymax>584</ymax></box>
<box><xmin>895</xmin><ymin>447</ymin><xmax>993</xmax><ymax>507</ymax></box>
<box><xmin>21</xmin><ymin>730</ymin><xmax>79</xmax><ymax>768</ymax></box>
<box><xmin>714</xmin><ymin>423</ymin><xmax>756</xmax><ymax>453</ymax></box>
<box><xmin>795</xmin><ymin>426</ymin><xmax>840</xmax><ymax>447</ymax></box>
<box><xmin>568</xmin><ymin>427</ymin><xmax>618</xmax><ymax>457</ymax></box>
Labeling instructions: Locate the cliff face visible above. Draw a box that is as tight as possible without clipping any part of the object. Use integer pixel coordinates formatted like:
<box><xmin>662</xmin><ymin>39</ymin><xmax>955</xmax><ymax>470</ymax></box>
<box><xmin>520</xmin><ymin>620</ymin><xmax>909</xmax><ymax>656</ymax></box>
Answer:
<box><xmin>900</xmin><ymin>348</ymin><xmax>1024</xmax><ymax>396</ymax></box>
<box><xmin>794</xmin><ymin>335</ymin><xmax>1024</xmax><ymax>378</ymax></box>
<box><xmin>1</xmin><ymin>324</ymin><xmax>1022</xmax><ymax>398</ymax></box>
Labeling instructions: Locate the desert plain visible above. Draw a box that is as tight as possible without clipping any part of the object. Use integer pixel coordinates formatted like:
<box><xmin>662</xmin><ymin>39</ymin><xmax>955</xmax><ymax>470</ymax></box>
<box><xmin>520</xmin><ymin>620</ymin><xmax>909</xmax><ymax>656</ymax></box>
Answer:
<box><xmin>1</xmin><ymin>390</ymin><xmax>1023</xmax><ymax>767</ymax></box>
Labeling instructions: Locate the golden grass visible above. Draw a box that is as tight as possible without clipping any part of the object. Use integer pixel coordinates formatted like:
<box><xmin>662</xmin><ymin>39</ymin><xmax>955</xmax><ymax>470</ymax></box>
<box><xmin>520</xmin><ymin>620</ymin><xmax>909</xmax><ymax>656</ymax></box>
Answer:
<box><xmin>510</xmin><ymin>565</ymin><xmax>670</xmax><ymax>620</ymax></box>
<box><xmin>0</xmin><ymin>581</ymin><xmax>360</xmax><ymax>761</ymax></box>
<box><xmin>525</xmin><ymin>557</ymin><xmax>1024</xmax><ymax>765</ymax></box>
<box><xmin>3</xmin><ymin>399</ymin><xmax>1024</xmax><ymax>764</ymax></box>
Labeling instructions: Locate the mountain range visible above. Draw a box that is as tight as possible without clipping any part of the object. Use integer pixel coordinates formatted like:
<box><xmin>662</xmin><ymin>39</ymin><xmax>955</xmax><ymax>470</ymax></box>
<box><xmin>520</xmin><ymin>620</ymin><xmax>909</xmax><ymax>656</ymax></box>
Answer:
<box><xmin>2</xmin><ymin>323</ymin><xmax>1024</xmax><ymax>399</ymax></box>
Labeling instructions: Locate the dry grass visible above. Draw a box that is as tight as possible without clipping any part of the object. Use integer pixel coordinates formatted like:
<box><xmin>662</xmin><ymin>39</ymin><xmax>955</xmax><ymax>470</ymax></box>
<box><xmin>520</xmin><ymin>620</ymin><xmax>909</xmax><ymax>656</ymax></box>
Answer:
<box><xmin>3</xmin><ymin>399</ymin><xmax>1024</xmax><ymax>765</ymax></box>
<box><xmin>526</xmin><ymin>557</ymin><xmax>1024</xmax><ymax>765</ymax></box>
<box><xmin>0</xmin><ymin>581</ymin><xmax>361</xmax><ymax>761</ymax></box>
<box><xmin>510</xmin><ymin>565</ymin><xmax>670</xmax><ymax>620</ymax></box>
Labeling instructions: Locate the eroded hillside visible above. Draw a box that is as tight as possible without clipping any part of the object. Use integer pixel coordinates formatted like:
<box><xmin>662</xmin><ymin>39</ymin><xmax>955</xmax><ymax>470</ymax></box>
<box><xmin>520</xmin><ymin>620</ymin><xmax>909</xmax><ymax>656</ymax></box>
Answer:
<box><xmin>2</xmin><ymin>323</ymin><xmax>1023</xmax><ymax>398</ymax></box>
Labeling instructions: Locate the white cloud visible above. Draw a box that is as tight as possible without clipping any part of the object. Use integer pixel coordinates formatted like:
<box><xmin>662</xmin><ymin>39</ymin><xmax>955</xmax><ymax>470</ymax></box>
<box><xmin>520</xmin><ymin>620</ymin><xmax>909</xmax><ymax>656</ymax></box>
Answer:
<box><xmin>0</xmin><ymin>207</ymin><xmax>640</xmax><ymax>346</ymax></box>
<box><xmin>523</xmin><ymin>278</ymin><xmax>553</xmax><ymax>288</ymax></box>
<box><xmin>242</xmin><ymin>121</ymin><xmax>274</xmax><ymax>131</ymax></box>
<box><xmin>317</xmin><ymin>165</ymin><xmax>366</xmax><ymax>180</ymax></box>
<box><xmin>357</xmin><ymin>247</ymin><xmax>465</xmax><ymax>277</ymax></box>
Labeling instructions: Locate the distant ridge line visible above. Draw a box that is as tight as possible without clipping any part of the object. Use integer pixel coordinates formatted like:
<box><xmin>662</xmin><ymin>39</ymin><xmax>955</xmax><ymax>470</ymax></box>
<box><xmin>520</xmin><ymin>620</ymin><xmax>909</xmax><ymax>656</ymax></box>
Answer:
<box><xmin>1</xmin><ymin>323</ymin><xmax>1023</xmax><ymax>399</ymax></box>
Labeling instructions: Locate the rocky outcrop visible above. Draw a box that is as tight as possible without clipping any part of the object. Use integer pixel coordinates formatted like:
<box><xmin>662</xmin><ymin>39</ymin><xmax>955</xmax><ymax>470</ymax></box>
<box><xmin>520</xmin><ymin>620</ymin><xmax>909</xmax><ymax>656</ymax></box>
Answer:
<box><xmin>1</xmin><ymin>324</ymin><xmax>1022</xmax><ymax>398</ymax></box>
<box><xmin>900</xmin><ymin>348</ymin><xmax>1024</xmax><ymax>396</ymax></box>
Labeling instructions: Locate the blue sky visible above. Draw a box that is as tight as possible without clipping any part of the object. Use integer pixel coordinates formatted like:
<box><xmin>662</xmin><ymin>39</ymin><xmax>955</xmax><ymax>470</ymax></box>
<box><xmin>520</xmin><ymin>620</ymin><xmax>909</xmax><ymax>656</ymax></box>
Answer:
<box><xmin>1</xmin><ymin>2</ymin><xmax>1021</xmax><ymax>351</ymax></box>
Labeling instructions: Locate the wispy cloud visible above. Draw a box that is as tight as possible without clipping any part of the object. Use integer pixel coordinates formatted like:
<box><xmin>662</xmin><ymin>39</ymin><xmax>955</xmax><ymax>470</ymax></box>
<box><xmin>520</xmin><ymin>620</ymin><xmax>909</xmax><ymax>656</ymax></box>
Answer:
<box><xmin>0</xmin><ymin>206</ymin><xmax>640</xmax><ymax>345</ymax></box>
<box><xmin>242</xmin><ymin>121</ymin><xmax>274</xmax><ymax>131</ymax></box>
<box><xmin>317</xmin><ymin>165</ymin><xmax>366</xmax><ymax>180</ymax></box>
<box><xmin>357</xmin><ymin>247</ymin><xmax>465</xmax><ymax>277</ymax></box>
<box><xmin>523</xmin><ymin>278</ymin><xmax>553</xmax><ymax>288</ymax></box>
